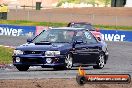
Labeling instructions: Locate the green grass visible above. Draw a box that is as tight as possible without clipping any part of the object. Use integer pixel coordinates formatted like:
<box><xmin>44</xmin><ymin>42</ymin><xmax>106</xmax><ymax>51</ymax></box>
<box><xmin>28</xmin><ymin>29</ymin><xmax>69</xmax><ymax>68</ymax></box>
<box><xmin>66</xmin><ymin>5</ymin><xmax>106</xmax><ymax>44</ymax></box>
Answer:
<box><xmin>0</xmin><ymin>20</ymin><xmax>67</xmax><ymax>27</ymax></box>
<box><xmin>95</xmin><ymin>25</ymin><xmax>132</xmax><ymax>31</ymax></box>
<box><xmin>0</xmin><ymin>46</ymin><xmax>13</xmax><ymax>64</ymax></box>
<box><xmin>0</xmin><ymin>20</ymin><xmax>132</xmax><ymax>30</ymax></box>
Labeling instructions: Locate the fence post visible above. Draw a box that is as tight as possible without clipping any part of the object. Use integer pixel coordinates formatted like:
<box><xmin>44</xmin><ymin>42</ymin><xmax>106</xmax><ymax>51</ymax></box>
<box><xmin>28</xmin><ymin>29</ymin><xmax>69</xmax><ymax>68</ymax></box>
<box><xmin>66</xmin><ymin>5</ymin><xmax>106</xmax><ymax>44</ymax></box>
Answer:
<box><xmin>91</xmin><ymin>14</ymin><xmax>95</xmax><ymax>24</ymax></box>
<box><xmin>115</xmin><ymin>16</ymin><xmax>118</xmax><ymax>30</ymax></box>
<box><xmin>27</xmin><ymin>10</ymin><xmax>30</xmax><ymax>21</ymax></box>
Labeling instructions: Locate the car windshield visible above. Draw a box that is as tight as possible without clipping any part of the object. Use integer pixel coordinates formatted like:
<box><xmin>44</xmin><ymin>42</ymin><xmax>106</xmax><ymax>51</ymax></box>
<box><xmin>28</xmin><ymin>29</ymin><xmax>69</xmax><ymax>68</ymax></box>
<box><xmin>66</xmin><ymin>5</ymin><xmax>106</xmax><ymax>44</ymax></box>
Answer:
<box><xmin>70</xmin><ymin>23</ymin><xmax>95</xmax><ymax>31</ymax></box>
<box><xmin>33</xmin><ymin>29</ymin><xmax>75</xmax><ymax>43</ymax></box>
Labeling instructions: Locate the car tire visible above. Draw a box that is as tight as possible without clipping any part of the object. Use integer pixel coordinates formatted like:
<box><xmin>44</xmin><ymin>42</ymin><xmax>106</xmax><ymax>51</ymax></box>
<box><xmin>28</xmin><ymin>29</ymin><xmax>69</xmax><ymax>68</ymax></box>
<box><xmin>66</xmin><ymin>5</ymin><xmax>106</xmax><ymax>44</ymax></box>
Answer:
<box><xmin>65</xmin><ymin>54</ymin><xmax>73</xmax><ymax>69</ymax></box>
<box><xmin>16</xmin><ymin>65</ymin><xmax>29</xmax><ymax>71</ymax></box>
<box><xmin>93</xmin><ymin>53</ymin><xmax>105</xmax><ymax>69</ymax></box>
<box><xmin>53</xmin><ymin>54</ymin><xmax>73</xmax><ymax>70</ymax></box>
<box><xmin>76</xmin><ymin>75</ymin><xmax>86</xmax><ymax>85</ymax></box>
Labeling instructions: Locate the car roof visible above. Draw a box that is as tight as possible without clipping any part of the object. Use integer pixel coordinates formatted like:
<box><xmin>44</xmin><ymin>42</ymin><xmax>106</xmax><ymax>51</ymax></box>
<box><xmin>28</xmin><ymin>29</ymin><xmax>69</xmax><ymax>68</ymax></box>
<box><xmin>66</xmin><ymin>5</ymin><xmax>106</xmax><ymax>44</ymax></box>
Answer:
<box><xmin>69</xmin><ymin>22</ymin><xmax>92</xmax><ymax>25</ymax></box>
<box><xmin>50</xmin><ymin>27</ymin><xmax>87</xmax><ymax>31</ymax></box>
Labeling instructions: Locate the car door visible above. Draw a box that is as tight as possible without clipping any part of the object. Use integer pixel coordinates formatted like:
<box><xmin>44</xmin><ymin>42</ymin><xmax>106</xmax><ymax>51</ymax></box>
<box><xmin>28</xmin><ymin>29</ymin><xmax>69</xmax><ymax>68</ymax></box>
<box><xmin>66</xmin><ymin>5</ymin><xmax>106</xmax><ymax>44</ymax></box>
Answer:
<box><xmin>82</xmin><ymin>31</ymin><xmax>100</xmax><ymax>64</ymax></box>
<box><xmin>72</xmin><ymin>31</ymin><xmax>88</xmax><ymax>64</ymax></box>
<box><xmin>73</xmin><ymin>31</ymin><xmax>100</xmax><ymax>64</ymax></box>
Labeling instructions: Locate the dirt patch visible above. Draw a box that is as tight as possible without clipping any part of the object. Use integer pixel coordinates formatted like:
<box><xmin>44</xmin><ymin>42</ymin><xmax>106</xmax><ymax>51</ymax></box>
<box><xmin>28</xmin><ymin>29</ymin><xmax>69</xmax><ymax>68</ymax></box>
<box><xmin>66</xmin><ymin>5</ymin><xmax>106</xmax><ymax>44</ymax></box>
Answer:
<box><xmin>0</xmin><ymin>79</ymin><xmax>131</xmax><ymax>88</ymax></box>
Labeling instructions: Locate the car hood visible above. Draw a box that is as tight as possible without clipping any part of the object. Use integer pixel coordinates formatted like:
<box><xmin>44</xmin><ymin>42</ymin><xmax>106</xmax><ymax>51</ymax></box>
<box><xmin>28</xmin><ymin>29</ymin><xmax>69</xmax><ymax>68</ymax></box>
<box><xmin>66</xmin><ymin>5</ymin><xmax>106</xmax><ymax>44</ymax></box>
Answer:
<box><xmin>16</xmin><ymin>43</ymin><xmax>72</xmax><ymax>51</ymax></box>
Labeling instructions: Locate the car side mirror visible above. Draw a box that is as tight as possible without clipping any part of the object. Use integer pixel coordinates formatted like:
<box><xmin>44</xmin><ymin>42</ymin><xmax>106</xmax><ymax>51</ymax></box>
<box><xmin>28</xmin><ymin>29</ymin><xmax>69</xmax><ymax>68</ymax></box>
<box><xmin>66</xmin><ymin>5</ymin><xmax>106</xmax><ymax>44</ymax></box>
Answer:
<box><xmin>97</xmin><ymin>37</ymin><xmax>101</xmax><ymax>41</ymax></box>
<box><xmin>27</xmin><ymin>38</ymin><xmax>32</xmax><ymax>43</ymax></box>
<box><xmin>95</xmin><ymin>28</ymin><xmax>100</xmax><ymax>32</ymax></box>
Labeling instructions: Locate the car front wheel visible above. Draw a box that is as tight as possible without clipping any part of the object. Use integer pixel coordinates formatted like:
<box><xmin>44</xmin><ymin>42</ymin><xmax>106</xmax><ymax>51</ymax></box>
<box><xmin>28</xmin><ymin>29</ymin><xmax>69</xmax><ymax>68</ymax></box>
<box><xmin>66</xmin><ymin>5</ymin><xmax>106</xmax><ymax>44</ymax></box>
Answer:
<box><xmin>16</xmin><ymin>65</ymin><xmax>29</xmax><ymax>71</ymax></box>
<box><xmin>65</xmin><ymin>54</ymin><xmax>73</xmax><ymax>69</ymax></box>
<box><xmin>53</xmin><ymin>54</ymin><xmax>73</xmax><ymax>70</ymax></box>
<box><xmin>93</xmin><ymin>53</ymin><xmax>105</xmax><ymax>69</ymax></box>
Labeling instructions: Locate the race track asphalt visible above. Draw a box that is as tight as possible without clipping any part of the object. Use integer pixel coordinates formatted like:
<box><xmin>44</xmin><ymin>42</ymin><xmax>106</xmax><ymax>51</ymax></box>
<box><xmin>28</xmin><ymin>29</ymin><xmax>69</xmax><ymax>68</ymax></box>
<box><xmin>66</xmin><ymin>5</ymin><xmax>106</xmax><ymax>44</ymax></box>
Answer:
<box><xmin>0</xmin><ymin>36</ymin><xmax>132</xmax><ymax>79</ymax></box>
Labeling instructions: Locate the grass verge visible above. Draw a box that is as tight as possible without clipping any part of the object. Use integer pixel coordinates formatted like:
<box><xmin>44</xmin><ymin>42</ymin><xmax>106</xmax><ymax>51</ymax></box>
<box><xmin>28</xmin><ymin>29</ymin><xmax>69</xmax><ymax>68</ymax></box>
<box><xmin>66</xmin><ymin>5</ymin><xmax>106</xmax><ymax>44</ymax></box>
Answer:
<box><xmin>0</xmin><ymin>20</ymin><xmax>132</xmax><ymax>31</ymax></box>
<box><xmin>0</xmin><ymin>46</ymin><xmax>13</xmax><ymax>64</ymax></box>
<box><xmin>0</xmin><ymin>20</ymin><xmax>67</xmax><ymax>27</ymax></box>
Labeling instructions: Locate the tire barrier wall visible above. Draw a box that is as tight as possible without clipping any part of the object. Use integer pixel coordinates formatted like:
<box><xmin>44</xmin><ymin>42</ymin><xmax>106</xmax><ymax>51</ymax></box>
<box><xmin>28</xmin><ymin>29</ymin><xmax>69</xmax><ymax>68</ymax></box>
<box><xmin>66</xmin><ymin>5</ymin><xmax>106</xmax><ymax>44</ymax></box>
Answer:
<box><xmin>0</xmin><ymin>24</ymin><xmax>132</xmax><ymax>42</ymax></box>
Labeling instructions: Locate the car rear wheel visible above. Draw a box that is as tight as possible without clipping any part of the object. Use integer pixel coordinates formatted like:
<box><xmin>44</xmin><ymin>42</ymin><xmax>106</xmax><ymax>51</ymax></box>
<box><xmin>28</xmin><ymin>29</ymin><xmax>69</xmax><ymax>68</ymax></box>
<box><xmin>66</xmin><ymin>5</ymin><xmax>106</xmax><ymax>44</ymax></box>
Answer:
<box><xmin>16</xmin><ymin>65</ymin><xmax>29</xmax><ymax>71</ymax></box>
<box><xmin>93</xmin><ymin>53</ymin><xmax>105</xmax><ymax>69</ymax></box>
<box><xmin>65</xmin><ymin>54</ymin><xmax>73</xmax><ymax>69</ymax></box>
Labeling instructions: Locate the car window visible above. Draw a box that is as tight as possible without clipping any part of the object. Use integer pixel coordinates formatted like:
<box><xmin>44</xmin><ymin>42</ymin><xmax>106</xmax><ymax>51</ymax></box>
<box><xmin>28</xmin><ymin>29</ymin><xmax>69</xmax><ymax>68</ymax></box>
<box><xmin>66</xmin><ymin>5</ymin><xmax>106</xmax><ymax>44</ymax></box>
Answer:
<box><xmin>70</xmin><ymin>23</ymin><xmax>95</xmax><ymax>31</ymax></box>
<box><xmin>33</xmin><ymin>29</ymin><xmax>75</xmax><ymax>43</ymax></box>
<box><xmin>83</xmin><ymin>31</ymin><xmax>98</xmax><ymax>44</ymax></box>
<box><xmin>33</xmin><ymin>30</ymin><xmax>49</xmax><ymax>43</ymax></box>
<box><xmin>73</xmin><ymin>31</ymin><xmax>84</xmax><ymax>41</ymax></box>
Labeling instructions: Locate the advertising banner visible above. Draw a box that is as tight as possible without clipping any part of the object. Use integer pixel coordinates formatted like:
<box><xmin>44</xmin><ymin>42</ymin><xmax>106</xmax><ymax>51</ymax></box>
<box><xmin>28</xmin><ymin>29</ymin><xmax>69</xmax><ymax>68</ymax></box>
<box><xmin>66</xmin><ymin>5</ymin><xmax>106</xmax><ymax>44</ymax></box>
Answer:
<box><xmin>36</xmin><ymin>26</ymin><xmax>49</xmax><ymax>35</ymax></box>
<box><xmin>0</xmin><ymin>24</ymin><xmax>132</xmax><ymax>42</ymax></box>
<box><xmin>0</xmin><ymin>24</ymin><xmax>36</xmax><ymax>37</ymax></box>
<box><xmin>100</xmin><ymin>30</ymin><xmax>132</xmax><ymax>42</ymax></box>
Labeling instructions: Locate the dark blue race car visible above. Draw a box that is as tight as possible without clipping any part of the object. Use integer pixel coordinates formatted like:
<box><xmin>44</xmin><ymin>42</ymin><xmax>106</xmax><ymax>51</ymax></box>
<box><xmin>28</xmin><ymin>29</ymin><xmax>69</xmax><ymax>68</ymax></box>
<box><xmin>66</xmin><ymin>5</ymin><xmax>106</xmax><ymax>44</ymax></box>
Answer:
<box><xmin>12</xmin><ymin>27</ymin><xmax>108</xmax><ymax>71</ymax></box>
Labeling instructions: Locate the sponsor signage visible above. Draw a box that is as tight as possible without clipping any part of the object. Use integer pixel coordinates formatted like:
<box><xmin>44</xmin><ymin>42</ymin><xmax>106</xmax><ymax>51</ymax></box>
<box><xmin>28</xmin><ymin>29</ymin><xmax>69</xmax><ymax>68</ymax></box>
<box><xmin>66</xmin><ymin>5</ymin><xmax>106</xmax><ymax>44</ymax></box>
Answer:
<box><xmin>100</xmin><ymin>30</ymin><xmax>132</xmax><ymax>42</ymax></box>
<box><xmin>0</xmin><ymin>24</ymin><xmax>36</xmax><ymax>37</ymax></box>
<box><xmin>36</xmin><ymin>26</ymin><xmax>49</xmax><ymax>35</ymax></box>
<box><xmin>0</xmin><ymin>24</ymin><xmax>132</xmax><ymax>42</ymax></box>
<box><xmin>76</xmin><ymin>67</ymin><xmax>131</xmax><ymax>85</ymax></box>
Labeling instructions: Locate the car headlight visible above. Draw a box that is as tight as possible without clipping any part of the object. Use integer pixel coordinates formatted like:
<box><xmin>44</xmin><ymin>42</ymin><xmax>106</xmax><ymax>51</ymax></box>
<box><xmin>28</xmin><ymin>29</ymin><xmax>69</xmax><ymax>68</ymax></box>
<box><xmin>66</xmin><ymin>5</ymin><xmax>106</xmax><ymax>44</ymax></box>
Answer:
<box><xmin>14</xmin><ymin>50</ymin><xmax>23</xmax><ymax>55</ymax></box>
<box><xmin>15</xmin><ymin>57</ymin><xmax>21</xmax><ymax>62</ymax></box>
<box><xmin>45</xmin><ymin>51</ymin><xmax>60</xmax><ymax>56</ymax></box>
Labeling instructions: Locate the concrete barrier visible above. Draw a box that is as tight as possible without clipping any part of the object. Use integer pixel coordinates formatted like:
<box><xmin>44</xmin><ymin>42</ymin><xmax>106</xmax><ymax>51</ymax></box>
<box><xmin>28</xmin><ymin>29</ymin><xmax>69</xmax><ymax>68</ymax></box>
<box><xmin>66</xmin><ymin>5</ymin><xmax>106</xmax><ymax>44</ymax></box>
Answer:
<box><xmin>7</xmin><ymin>8</ymin><xmax>132</xmax><ymax>26</ymax></box>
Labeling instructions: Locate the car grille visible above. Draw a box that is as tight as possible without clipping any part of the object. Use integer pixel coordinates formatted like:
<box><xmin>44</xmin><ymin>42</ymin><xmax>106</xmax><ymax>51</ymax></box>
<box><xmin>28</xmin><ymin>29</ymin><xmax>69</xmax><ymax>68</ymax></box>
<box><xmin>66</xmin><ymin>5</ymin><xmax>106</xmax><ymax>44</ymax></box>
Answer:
<box><xmin>24</xmin><ymin>51</ymin><xmax>44</xmax><ymax>55</ymax></box>
<box><xmin>22</xmin><ymin>58</ymin><xmax>44</xmax><ymax>64</ymax></box>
